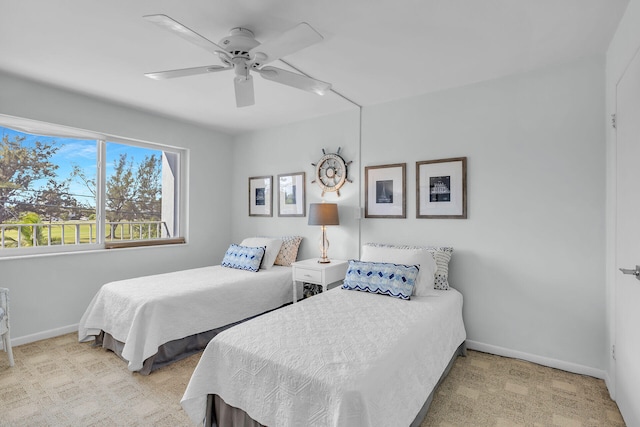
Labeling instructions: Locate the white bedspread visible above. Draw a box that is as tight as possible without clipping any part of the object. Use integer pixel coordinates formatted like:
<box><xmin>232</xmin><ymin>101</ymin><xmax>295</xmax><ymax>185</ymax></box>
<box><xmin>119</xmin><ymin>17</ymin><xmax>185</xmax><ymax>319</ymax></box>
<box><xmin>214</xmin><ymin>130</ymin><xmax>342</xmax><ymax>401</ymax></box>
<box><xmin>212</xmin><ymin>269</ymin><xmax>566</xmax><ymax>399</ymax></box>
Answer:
<box><xmin>181</xmin><ymin>286</ymin><xmax>466</xmax><ymax>427</ymax></box>
<box><xmin>78</xmin><ymin>265</ymin><xmax>293</xmax><ymax>372</ymax></box>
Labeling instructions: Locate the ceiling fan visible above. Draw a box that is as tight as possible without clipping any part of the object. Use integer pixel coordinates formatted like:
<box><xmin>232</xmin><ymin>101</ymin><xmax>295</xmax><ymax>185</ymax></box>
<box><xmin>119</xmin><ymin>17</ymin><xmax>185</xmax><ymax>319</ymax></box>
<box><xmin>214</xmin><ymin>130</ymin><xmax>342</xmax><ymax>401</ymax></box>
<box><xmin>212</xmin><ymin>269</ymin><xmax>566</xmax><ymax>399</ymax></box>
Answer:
<box><xmin>143</xmin><ymin>14</ymin><xmax>332</xmax><ymax>107</ymax></box>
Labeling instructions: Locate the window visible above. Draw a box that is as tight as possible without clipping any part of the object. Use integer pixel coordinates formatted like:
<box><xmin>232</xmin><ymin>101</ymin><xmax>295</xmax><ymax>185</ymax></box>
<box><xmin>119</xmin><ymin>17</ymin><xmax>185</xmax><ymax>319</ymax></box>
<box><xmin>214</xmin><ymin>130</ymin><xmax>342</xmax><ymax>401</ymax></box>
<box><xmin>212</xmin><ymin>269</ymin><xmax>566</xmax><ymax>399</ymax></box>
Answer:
<box><xmin>0</xmin><ymin>115</ymin><xmax>185</xmax><ymax>255</ymax></box>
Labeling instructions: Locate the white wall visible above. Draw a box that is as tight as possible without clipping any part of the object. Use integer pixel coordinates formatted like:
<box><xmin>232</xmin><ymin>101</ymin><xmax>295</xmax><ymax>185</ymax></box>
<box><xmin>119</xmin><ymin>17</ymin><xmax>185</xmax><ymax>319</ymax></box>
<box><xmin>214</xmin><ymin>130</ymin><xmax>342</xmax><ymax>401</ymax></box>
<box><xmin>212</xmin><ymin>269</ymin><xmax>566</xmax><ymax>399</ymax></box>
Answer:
<box><xmin>0</xmin><ymin>71</ymin><xmax>234</xmax><ymax>343</ymax></box>
<box><xmin>605</xmin><ymin>0</ymin><xmax>640</xmax><ymax>397</ymax></box>
<box><xmin>360</xmin><ymin>56</ymin><xmax>606</xmax><ymax>373</ymax></box>
<box><xmin>230</xmin><ymin>109</ymin><xmax>361</xmax><ymax>262</ymax></box>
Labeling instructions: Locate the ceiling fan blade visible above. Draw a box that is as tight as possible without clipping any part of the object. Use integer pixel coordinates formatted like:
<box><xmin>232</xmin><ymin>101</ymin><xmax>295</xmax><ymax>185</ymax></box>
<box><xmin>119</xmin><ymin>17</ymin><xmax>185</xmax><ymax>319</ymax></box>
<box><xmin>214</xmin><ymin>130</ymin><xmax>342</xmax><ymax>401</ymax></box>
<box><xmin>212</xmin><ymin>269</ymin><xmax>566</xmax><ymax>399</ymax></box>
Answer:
<box><xmin>234</xmin><ymin>75</ymin><xmax>255</xmax><ymax>107</ymax></box>
<box><xmin>145</xmin><ymin>65</ymin><xmax>230</xmax><ymax>80</ymax></box>
<box><xmin>248</xmin><ymin>22</ymin><xmax>323</xmax><ymax>65</ymax></box>
<box><xmin>144</xmin><ymin>14</ymin><xmax>228</xmax><ymax>58</ymax></box>
<box><xmin>257</xmin><ymin>66</ymin><xmax>331</xmax><ymax>95</ymax></box>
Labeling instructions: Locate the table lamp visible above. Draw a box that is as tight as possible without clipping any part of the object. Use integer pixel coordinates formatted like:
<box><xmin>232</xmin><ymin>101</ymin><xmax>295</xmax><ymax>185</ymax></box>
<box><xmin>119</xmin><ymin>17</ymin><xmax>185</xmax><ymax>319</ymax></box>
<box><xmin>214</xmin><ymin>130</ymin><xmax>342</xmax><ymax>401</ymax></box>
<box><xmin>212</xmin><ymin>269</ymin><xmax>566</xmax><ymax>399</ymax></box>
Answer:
<box><xmin>308</xmin><ymin>203</ymin><xmax>339</xmax><ymax>263</ymax></box>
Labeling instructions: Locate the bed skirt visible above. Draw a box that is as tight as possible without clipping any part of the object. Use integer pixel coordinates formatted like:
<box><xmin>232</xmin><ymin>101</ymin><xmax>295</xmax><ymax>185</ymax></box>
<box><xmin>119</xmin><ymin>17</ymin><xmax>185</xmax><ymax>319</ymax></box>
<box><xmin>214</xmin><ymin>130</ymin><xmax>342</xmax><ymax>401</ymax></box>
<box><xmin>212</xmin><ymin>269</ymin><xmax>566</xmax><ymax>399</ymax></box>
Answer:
<box><xmin>204</xmin><ymin>341</ymin><xmax>467</xmax><ymax>427</ymax></box>
<box><xmin>409</xmin><ymin>341</ymin><xmax>467</xmax><ymax>427</ymax></box>
<box><xmin>93</xmin><ymin>305</ymin><xmax>288</xmax><ymax>375</ymax></box>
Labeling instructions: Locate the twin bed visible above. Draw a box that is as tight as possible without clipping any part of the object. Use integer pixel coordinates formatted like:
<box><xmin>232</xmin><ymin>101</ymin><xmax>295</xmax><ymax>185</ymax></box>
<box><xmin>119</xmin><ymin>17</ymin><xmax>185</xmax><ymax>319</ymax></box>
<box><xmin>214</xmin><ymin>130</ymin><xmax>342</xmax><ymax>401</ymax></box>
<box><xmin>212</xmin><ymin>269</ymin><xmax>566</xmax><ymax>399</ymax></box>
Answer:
<box><xmin>78</xmin><ymin>236</ymin><xmax>300</xmax><ymax>374</ymax></box>
<box><xmin>182</xmin><ymin>286</ymin><xmax>466</xmax><ymax>427</ymax></box>
<box><xmin>79</xmin><ymin>239</ymin><xmax>466</xmax><ymax>426</ymax></box>
<box><xmin>78</xmin><ymin>264</ymin><xmax>294</xmax><ymax>374</ymax></box>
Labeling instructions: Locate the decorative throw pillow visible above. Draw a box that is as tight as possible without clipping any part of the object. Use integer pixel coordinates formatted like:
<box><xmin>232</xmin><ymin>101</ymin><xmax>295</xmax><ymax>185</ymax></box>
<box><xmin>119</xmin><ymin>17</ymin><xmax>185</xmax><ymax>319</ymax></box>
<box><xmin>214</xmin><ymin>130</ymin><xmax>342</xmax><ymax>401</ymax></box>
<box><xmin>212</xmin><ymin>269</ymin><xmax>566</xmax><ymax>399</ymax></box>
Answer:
<box><xmin>424</xmin><ymin>247</ymin><xmax>453</xmax><ymax>290</ymax></box>
<box><xmin>360</xmin><ymin>245</ymin><xmax>436</xmax><ymax>296</ymax></box>
<box><xmin>240</xmin><ymin>237</ymin><xmax>283</xmax><ymax>269</ymax></box>
<box><xmin>221</xmin><ymin>244</ymin><xmax>266</xmax><ymax>272</ymax></box>
<box><xmin>364</xmin><ymin>243</ymin><xmax>453</xmax><ymax>290</ymax></box>
<box><xmin>342</xmin><ymin>260</ymin><xmax>419</xmax><ymax>300</ymax></box>
<box><xmin>274</xmin><ymin>235</ymin><xmax>303</xmax><ymax>266</ymax></box>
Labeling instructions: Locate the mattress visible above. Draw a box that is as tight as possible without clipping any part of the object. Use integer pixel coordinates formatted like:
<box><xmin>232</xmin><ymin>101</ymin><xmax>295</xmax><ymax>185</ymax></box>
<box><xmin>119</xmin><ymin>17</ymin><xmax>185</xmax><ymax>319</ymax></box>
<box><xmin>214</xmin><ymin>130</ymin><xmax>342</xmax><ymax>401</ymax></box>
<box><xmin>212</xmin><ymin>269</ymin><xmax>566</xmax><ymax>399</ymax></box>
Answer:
<box><xmin>181</xmin><ymin>286</ymin><xmax>466</xmax><ymax>427</ymax></box>
<box><xmin>78</xmin><ymin>265</ymin><xmax>293</xmax><ymax>372</ymax></box>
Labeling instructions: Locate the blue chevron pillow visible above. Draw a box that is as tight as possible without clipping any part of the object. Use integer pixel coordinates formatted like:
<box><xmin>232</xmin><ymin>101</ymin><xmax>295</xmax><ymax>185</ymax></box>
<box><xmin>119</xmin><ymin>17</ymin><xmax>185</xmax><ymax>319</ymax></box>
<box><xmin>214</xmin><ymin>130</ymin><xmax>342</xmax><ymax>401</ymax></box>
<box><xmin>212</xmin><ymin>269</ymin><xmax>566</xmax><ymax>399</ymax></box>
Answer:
<box><xmin>342</xmin><ymin>260</ymin><xmax>419</xmax><ymax>300</ymax></box>
<box><xmin>221</xmin><ymin>244</ymin><xmax>266</xmax><ymax>272</ymax></box>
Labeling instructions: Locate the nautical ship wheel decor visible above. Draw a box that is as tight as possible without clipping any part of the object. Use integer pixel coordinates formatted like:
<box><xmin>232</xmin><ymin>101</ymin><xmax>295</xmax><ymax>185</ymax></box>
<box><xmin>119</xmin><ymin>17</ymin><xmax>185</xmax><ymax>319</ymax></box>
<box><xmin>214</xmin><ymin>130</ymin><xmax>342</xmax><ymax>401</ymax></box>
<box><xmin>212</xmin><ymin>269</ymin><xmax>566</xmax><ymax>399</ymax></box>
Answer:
<box><xmin>311</xmin><ymin>148</ymin><xmax>352</xmax><ymax>197</ymax></box>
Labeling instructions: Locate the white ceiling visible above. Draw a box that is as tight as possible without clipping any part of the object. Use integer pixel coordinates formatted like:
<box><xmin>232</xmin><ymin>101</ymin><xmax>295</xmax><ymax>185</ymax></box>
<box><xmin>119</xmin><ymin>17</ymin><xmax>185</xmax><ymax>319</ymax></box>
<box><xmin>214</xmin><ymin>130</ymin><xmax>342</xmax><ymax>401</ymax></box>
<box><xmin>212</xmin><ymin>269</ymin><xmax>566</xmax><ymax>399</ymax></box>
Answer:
<box><xmin>0</xmin><ymin>0</ymin><xmax>629</xmax><ymax>135</ymax></box>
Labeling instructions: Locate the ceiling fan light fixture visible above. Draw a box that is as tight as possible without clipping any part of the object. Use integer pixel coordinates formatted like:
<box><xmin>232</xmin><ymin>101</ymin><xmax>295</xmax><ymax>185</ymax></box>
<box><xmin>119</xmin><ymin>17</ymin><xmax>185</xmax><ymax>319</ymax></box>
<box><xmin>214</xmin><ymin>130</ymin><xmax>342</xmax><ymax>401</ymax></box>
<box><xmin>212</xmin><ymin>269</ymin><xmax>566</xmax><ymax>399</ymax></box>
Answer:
<box><xmin>144</xmin><ymin>15</ymin><xmax>331</xmax><ymax>107</ymax></box>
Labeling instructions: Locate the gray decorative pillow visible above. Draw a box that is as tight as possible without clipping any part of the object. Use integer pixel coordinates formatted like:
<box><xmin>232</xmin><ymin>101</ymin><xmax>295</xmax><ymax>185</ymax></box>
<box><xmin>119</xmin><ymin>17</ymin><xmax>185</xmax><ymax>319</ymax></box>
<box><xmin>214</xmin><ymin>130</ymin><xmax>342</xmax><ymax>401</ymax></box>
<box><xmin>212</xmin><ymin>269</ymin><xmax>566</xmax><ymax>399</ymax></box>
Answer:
<box><xmin>363</xmin><ymin>243</ymin><xmax>453</xmax><ymax>290</ymax></box>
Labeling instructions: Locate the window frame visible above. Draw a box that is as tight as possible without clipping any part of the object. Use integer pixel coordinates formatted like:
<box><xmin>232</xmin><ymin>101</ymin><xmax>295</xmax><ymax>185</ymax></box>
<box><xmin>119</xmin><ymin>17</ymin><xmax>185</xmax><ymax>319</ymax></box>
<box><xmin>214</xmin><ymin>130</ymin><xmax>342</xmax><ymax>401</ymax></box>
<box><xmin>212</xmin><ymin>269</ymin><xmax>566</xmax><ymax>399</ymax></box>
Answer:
<box><xmin>0</xmin><ymin>114</ymin><xmax>188</xmax><ymax>257</ymax></box>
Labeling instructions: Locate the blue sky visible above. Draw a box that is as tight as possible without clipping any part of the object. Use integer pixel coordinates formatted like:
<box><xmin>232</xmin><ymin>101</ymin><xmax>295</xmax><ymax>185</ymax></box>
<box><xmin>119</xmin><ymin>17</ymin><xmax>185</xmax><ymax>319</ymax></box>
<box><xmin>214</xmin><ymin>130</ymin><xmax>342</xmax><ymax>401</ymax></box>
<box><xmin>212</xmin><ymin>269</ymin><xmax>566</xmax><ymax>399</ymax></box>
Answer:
<box><xmin>1</xmin><ymin>126</ymin><xmax>161</xmax><ymax>209</ymax></box>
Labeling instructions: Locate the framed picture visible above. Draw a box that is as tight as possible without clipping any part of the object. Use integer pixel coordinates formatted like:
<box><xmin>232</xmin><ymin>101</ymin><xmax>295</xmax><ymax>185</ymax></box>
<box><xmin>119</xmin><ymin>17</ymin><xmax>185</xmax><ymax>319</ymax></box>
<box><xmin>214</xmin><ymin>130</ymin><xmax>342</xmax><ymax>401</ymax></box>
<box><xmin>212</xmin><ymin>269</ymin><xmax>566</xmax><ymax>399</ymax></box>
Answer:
<box><xmin>277</xmin><ymin>172</ymin><xmax>306</xmax><ymax>217</ymax></box>
<box><xmin>365</xmin><ymin>163</ymin><xmax>406</xmax><ymax>218</ymax></box>
<box><xmin>248</xmin><ymin>175</ymin><xmax>273</xmax><ymax>217</ymax></box>
<box><xmin>416</xmin><ymin>157</ymin><xmax>467</xmax><ymax>219</ymax></box>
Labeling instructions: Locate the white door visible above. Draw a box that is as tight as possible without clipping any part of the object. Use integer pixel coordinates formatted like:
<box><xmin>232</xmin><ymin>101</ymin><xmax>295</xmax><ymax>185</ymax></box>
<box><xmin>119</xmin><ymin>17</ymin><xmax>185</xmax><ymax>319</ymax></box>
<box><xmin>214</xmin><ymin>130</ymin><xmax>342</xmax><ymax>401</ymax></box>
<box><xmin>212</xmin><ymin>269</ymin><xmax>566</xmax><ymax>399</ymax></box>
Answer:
<box><xmin>615</xmin><ymin>45</ymin><xmax>640</xmax><ymax>426</ymax></box>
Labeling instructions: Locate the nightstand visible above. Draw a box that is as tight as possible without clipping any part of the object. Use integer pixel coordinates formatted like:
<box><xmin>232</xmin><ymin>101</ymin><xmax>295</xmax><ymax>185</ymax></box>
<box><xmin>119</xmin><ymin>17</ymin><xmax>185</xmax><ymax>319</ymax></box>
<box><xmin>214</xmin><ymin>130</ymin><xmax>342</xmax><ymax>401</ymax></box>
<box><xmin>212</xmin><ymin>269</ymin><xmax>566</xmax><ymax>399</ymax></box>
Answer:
<box><xmin>291</xmin><ymin>259</ymin><xmax>349</xmax><ymax>303</ymax></box>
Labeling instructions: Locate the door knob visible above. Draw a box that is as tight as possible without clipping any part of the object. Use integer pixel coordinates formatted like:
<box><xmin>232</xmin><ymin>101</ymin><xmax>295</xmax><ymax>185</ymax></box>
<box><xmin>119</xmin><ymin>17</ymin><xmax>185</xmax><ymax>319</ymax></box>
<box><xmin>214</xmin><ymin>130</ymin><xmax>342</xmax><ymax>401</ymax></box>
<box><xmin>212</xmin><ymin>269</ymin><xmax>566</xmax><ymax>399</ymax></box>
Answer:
<box><xmin>619</xmin><ymin>265</ymin><xmax>640</xmax><ymax>280</ymax></box>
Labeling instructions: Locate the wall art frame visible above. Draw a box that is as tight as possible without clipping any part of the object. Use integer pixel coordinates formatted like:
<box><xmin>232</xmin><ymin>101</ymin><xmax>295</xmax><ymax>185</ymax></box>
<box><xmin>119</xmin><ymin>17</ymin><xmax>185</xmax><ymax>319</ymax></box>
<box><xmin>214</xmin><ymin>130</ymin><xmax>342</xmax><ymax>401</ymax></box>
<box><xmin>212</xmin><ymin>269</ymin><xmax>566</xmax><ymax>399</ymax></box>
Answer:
<box><xmin>277</xmin><ymin>172</ymin><xmax>306</xmax><ymax>217</ymax></box>
<box><xmin>248</xmin><ymin>175</ymin><xmax>273</xmax><ymax>217</ymax></box>
<box><xmin>365</xmin><ymin>163</ymin><xmax>406</xmax><ymax>218</ymax></box>
<box><xmin>416</xmin><ymin>157</ymin><xmax>467</xmax><ymax>219</ymax></box>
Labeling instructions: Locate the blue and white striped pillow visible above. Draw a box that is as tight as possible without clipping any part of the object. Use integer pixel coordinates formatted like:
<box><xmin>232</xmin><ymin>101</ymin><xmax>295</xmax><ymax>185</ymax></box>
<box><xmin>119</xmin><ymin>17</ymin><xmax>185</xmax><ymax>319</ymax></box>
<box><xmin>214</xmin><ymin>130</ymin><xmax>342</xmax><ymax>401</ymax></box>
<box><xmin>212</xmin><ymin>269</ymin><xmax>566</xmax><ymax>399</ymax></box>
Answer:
<box><xmin>342</xmin><ymin>260</ymin><xmax>419</xmax><ymax>300</ymax></box>
<box><xmin>221</xmin><ymin>244</ymin><xmax>266</xmax><ymax>272</ymax></box>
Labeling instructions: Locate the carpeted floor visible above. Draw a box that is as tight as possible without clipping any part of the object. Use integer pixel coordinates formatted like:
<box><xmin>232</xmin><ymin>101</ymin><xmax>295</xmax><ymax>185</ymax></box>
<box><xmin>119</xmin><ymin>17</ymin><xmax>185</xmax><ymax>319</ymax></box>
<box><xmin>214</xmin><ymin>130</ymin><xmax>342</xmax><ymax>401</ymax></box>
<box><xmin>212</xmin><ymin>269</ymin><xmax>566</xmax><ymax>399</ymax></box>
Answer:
<box><xmin>422</xmin><ymin>350</ymin><xmax>625</xmax><ymax>427</ymax></box>
<box><xmin>0</xmin><ymin>333</ymin><xmax>626</xmax><ymax>426</ymax></box>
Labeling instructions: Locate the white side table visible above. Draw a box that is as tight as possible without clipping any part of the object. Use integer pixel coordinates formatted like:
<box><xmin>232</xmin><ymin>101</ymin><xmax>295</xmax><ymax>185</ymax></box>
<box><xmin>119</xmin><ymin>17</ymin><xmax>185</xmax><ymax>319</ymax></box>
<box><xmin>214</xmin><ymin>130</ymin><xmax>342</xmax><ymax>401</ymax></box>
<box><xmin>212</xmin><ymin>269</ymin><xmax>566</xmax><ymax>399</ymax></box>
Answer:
<box><xmin>291</xmin><ymin>259</ymin><xmax>348</xmax><ymax>303</ymax></box>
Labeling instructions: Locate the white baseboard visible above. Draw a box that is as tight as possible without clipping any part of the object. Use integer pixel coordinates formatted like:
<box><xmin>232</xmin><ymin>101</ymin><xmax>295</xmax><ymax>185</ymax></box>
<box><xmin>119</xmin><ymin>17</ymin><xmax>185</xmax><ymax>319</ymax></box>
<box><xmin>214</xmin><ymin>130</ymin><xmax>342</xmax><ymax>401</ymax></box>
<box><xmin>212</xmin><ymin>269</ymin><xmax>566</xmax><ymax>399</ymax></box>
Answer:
<box><xmin>604</xmin><ymin>371</ymin><xmax>616</xmax><ymax>400</ymax></box>
<box><xmin>10</xmin><ymin>324</ymin><xmax>79</xmax><ymax>347</ymax></box>
<box><xmin>466</xmin><ymin>340</ymin><xmax>606</xmax><ymax>380</ymax></box>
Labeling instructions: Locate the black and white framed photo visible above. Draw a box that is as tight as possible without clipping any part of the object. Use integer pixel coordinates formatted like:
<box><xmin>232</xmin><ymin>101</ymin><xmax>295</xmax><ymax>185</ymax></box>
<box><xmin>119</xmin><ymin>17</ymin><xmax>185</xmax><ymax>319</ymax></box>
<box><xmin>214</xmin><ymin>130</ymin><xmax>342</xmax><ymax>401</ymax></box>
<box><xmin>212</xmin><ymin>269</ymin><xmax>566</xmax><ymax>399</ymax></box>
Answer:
<box><xmin>365</xmin><ymin>163</ymin><xmax>406</xmax><ymax>218</ymax></box>
<box><xmin>277</xmin><ymin>172</ymin><xmax>306</xmax><ymax>217</ymax></box>
<box><xmin>416</xmin><ymin>157</ymin><xmax>467</xmax><ymax>219</ymax></box>
<box><xmin>248</xmin><ymin>175</ymin><xmax>273</xmax><ymax>217</ymax></box>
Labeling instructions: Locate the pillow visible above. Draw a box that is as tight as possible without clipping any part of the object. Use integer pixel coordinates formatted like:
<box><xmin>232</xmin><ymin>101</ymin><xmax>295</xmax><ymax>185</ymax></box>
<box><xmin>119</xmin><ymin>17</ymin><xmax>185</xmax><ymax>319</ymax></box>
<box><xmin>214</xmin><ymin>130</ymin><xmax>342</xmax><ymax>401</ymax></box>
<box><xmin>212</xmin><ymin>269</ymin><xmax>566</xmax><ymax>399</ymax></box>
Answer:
<box><xmin>361</xmin><ymin>245</ymin><xmax>436</xmax><ymax>296</ymax></box>
<box><xmin>342</xmin><ymin>260</ymin><xmax>419</xmax><ymax>300</ymax></box>
<box><xmin>364</xmin><ymin>243</ymin><xmax>453</xmax><ymax>290</ymax></box>
<box><xmin>240</xmin><ymin>237</ymin><xmax>283</xmax><ymax>269</ymax></box>
<box><xmin>274</xmin><ymin>235</ymin><xmax>303</xmax><ymax>266</ymax></box>
<box><xmin>221</xmin><ymin>244</ymin><xmax>265</xmax><ymax>272</ymax></box>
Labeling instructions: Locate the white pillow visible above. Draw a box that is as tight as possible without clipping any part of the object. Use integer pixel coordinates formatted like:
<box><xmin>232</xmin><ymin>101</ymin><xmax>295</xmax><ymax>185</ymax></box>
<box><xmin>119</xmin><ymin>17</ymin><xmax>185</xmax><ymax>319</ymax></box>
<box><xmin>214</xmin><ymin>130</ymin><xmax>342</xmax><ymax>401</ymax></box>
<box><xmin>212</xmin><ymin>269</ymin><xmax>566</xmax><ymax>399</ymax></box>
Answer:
<box><xmin>360</xmin><ymin>245</ymin><xmax>436</xmax><ymax>296</ymax></box>
<box><xmin>364</xmin><ymin>243</ymin><xmax>453</xmax><ymax>290</ymax></box>
<box><xmin>240</xmin><ymin>237</ymin><xmax>283</xmax><ymax>269</ymax></box>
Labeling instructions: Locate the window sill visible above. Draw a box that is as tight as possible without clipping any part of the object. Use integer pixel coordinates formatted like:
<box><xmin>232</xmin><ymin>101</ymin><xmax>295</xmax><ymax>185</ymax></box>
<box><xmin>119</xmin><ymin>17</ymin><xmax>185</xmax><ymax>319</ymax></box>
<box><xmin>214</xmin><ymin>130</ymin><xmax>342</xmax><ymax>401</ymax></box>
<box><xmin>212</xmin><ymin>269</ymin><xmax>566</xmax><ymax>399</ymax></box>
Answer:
<box><xmin>104</xmin><ymin>237</ymin><xmax>186</xmax><ymax>250</ymax></box>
